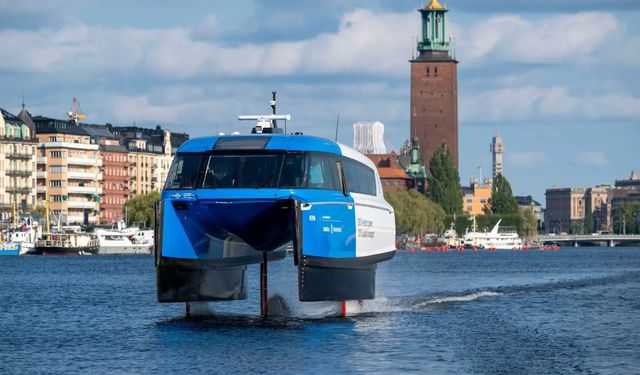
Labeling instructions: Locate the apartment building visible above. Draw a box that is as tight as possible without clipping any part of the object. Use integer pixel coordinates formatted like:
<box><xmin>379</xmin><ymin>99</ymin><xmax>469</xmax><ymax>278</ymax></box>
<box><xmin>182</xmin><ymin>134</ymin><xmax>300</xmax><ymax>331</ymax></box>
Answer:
<box><xmin>112</xmin><ymin>127</ymin><xmax>187</xmax><ymax>195</ymax></box>
<box><xmin>0</xmin><ymin>109</ymin><xmax>37</xmax><ymax>220</ymax></box>
<box><xmin>33</xmin><ymin>116</ymin><xmax>102</xmax><ymax>225</ymax></box>
<box><xmin>462</xmin><ymin>178</ymin><xmax>492</xmax><ymax>216</ymax></box>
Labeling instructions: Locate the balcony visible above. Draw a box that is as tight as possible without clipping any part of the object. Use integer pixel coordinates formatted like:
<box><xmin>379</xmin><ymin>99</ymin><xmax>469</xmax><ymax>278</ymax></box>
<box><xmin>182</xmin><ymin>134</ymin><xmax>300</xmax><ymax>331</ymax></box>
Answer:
<box><xmin>7</xmin><ymin>169</ymin><xmax>33</xmax><ymax>177</ymax></box>
<box><xmin>37</xmin><ymin>186</ymin><xmax>46</xmax><ymax>194</ymax></box>
<box><xmin>8</xmin><ymin>151</ymin><xmax>34</xmax><ymax>160</ymax></box>
<box><xmin>37</xmin><ymin>171</ymin><xmax>47</xmax><ymax>179</ymax></box>
<box><xmin>67</xmin><ymin>201</ymin><xmax>98</xmax><ymax>209</ymax></box>
<box><xmin>68</xmin><ymin>171</ymin><xmax>102</xmax><ymax>180</ymax></box>
<box><xmin>68</xmin><ymin>157</ymin><xmax>103</xmax><ymax>167</ymax></box>
<box><xmin>67</xmin><ymin>186</ymin><xmax>103</xmax><ymax>194</ymax></box>
<box><xmin>41</xmin><ymin>142</ymin><xmax>98</xmax><ymax>151</ymax></box>
<box><xmin>6</xmin><ymin>187</ymin><xmax>32</xmax><ymax>194</ymax></box>
<box><xmin>37</xmin><ymin>157</ymin><xmax>47</xmax><ymax>164</ymax></box>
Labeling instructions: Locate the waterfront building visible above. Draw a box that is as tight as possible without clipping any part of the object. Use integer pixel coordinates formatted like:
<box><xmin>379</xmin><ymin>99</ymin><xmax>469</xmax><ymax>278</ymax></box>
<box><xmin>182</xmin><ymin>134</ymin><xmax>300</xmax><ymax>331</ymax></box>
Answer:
<box><xmin>353</xmin><ymin>121</ymin><xmax>386</xmax><ymax>155</ymax></box>
<box><xmin>490</xmin><ymin>134</ymin><xmax>505</xmax><ymax>179</ymax></box>
<box><xmin>111</xmin><ymin>126</ymin><xmax>188</xmax><ymax>195</ymax></box>
<box><xmin>610</xmin><ymin>170</ymin><xmax>640</xmax><ymax>227</ymax></box>
<box><xmin>83</xmin><ymin>124</ymin><xmax>129</xmax><ymax>224</ymax></box>
<box><xmin>367</xmin><ymin>152</ymin><xmax>411</xmax><ymax>192</ymax></box>
<box><xmin>0</xmin><ymin>108</ymin><xmax>38</xmax><ymax>221</ymax></box>
<box><xmin>515</xmin><ymin>195</ymin><xmax>544</xmax><ymax>230</ymax></box>
<box><xmin>585</xmin><ymin>185</ymin><xmax>610</xmax><ymax>232</ymax></box>
<box><xmin>462</xmin><ymin>178</ymin><xmax>491</xmax><ymax>216</ymax></box>
<box><xmin>544</xmin><ymin>188</ymin><xmax>587</xmax><ymax>234</ymax></box>
<box><xmin>33</xmin><ymin>116</ymin><xmax>102</xmax><ymax>225</ymax></box>
<box><xmin>410</xmin><ymin>0</ymin><xmax>459</xmax><ymax>169</ymax></box>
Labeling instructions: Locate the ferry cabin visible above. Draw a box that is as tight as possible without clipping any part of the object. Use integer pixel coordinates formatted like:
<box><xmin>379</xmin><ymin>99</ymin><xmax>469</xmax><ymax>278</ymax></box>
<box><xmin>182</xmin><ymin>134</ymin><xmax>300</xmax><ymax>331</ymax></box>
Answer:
<box><xmin>155</xmin><ymin>134</ymin><xmax>396</xmax><ymax>304</ymax></box>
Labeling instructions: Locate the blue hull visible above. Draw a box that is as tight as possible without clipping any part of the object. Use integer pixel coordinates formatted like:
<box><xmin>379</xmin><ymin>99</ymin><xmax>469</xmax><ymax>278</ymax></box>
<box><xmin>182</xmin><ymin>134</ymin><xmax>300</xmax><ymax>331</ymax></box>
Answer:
<box><xmin>0</xmin><ymin>248</ymin><xmax>20</xmax><ymax>256</ymax></box>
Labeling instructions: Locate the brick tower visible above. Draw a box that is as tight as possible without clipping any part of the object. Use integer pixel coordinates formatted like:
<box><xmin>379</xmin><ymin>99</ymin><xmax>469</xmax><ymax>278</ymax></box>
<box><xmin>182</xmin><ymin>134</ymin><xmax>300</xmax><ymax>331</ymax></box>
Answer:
<box><xmin>410</xmin><ymin>0</ymin><xmax>459</xmax><ymax>169</ymax></box>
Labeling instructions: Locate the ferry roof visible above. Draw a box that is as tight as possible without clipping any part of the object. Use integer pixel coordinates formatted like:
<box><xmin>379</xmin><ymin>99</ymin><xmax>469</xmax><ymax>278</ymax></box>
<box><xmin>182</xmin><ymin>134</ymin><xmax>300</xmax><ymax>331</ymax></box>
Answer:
<box><xmin>178</xmin><ymin>134</ymin><xmax>342</xmax><ymax>155</ymax></box>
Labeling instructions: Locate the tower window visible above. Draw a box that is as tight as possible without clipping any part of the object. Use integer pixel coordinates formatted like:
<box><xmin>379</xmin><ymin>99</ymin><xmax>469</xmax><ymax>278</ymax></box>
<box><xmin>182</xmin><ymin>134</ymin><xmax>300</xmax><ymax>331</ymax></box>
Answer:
<box><xmin>426</xmin><ymin>67</ymin><xmax>430</xmax><ymax>77</ymax></box>
<box><xmin>435</xmin><ymin>67</ymin><xmax>438</xmax><ymax>77</ymax></box>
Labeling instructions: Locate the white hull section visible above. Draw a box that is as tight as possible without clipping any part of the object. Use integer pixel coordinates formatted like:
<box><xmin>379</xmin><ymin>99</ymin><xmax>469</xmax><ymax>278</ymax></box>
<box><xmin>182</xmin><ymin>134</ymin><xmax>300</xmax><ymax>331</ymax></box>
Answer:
<box><xmin>99</xmin><ymin>245</ymin><xmax>151</xmax><ymax>255</ymax></box>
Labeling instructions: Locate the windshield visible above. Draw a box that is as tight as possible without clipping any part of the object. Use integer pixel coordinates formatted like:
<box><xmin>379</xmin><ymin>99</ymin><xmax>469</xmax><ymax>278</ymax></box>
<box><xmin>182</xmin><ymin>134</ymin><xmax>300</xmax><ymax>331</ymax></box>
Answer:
<box><xmin>202</xmin><ymin>154</ymin><xmax>283</xmax><ymax>189</ymax></box>
<box><xmin>166</xmin><ymin>151</ymin><xmax>345</xmax><ymax>191</ymax></box>
<box><xmin>164</xmin><ymin>153</ymin><xmax>204</xmax><ymax>190</ymax></box>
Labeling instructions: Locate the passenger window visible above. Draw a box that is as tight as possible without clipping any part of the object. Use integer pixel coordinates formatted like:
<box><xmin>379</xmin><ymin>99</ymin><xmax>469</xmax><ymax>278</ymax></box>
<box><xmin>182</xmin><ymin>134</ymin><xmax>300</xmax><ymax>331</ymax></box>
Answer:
<box><xmin>342</xmin><ymin>158</ymin><xmax>376</xmax><ymax>196</ymax></box>
<box><xmin>278</xmin><ymin>152</ymin><xmax>341</xmax><ymax>191</ymax></box>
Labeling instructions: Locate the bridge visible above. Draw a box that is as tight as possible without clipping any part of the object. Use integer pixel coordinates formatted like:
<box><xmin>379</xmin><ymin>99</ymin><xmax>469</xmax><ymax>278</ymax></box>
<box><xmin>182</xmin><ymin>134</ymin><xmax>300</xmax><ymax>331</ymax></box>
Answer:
<box><xmin>538</xmin><ymin>234</ymin><xmax>640</xmax><ymax>247</ymax></box>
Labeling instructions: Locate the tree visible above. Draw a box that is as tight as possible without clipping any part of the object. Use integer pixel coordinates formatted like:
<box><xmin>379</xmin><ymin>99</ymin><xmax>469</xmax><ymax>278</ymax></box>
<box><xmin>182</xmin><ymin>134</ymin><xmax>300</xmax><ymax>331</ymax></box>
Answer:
<box><xmin>385</xmin><ymin>189</ymin><xmax>445</xmax><ymax>235</ymax></box>
<box><xmin>583</xmin><ymin>210</ymin><xmax>594</xmax><ymax>234</ymax></box>
<box><xmin>490</xmin><ymin>173</ymin><xmax>519</xmax><ymax>215</ymax></box>
<box><xmin>521</xmin><ymin>206</ymin><xmax>538</xmax><ymax>239</ymax></box>
<box><xmin>124</xmin><ymin>192</ymin><xmax>160</xmax><ymax>228</ymax></box>
<box><xmin>613</xmin><ymin>202</ymin><xmax>640</xmax><ymax>234</ymax></box>
<box><xmin>428</xmin><ymin>145</ymin><xmax>462</xmax><ymax>215</ymax></box>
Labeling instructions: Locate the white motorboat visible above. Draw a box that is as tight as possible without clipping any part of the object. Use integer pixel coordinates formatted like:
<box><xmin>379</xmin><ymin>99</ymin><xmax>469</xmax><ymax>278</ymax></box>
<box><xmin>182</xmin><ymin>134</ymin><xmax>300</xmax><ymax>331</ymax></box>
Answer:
<box><xmin>94</xmin><ymin>229</ymin><xmax>152</xmax><ymax>255</ymax></box>
<box><xmin>131</xmin><ymin>229</ymin><xmax>154</xmax><ymax>245</ymax></box>
<box><xmin>463</xmin><ymin>219</ymin><xmax>523</xmax><ymax>250</ymax></box>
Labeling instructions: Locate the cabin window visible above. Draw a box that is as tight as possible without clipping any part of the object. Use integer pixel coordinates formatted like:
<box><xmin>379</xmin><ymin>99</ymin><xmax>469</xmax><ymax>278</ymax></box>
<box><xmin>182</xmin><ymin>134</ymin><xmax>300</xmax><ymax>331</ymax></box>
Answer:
<box><xmin>279</xmin><ymin>152</ymin><xmax>341</xmax><ymax>191</ymax></box>
<box><xmin>164</xmin><ymin>153</ymin><xmax>205</xmax><ymax>190</ymax></box>
<box><xmin>342</xmin><ymin>158</ymin><xmax>376</xmax><ymax>196</ymax></box>
<box><xmin>202</xmin><ymin>153</ymin><xmax>283</xmax><ymax>189</ymax></box>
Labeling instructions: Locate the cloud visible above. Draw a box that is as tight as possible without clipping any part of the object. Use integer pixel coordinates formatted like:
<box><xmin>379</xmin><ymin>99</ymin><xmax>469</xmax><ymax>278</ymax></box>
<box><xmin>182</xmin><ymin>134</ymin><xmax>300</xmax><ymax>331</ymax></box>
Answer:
<box><xmin>457</xmin><ymin>12</ymin><xmax>618</xmax><ymax>65</ymax></box>
<box><xmin>573</xmin><ymin>151</ymin><xmax>609</xmax><ymax>167</ymax></box>
<box><xmin>0</xmin><ymin>9</ymin><xmax>417</xmax><ymax>79</ymax></box>
<box><xmin>509</xmin><ymin>151</ymin><xmax>551</xmax><ymax>167</ymax></box>
<box><xmin>461</xmin><ymin>85</ymin><xmax>640</xmax><ymax>123</ymax></box>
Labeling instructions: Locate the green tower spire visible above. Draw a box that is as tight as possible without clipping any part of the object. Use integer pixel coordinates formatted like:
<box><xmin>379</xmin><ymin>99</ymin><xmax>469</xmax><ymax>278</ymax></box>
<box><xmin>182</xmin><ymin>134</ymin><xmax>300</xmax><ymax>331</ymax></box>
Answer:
<box><xmin>417</xmin><ymin>0</ymin><xmax>450</xmax><ymax>54</ymax></box>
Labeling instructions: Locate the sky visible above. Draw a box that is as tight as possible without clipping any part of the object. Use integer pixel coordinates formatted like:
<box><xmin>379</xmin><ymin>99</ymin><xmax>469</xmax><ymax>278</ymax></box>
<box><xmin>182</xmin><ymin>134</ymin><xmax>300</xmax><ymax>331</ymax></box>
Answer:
<box><xmin>1</xmin><ymin>0</ymin><xmax>639</xmax><ymax>204</ymax></box>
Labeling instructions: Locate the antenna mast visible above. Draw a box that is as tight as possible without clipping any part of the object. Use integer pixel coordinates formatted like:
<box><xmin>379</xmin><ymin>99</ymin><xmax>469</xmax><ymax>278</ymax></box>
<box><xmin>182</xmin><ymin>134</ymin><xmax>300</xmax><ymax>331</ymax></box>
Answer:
<box><xmin>335</xmin><ymin>114</ymin><xmax>340</xmax><ymax>142</ymax></box>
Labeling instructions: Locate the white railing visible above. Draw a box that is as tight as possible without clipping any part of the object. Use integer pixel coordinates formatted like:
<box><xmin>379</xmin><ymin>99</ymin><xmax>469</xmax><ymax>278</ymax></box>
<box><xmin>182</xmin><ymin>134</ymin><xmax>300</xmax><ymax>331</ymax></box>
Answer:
<box><xmin>67</xmin><ymin>201</ymin><xmax>98</xmax><ymax>209</ymax></box>
<box><xmin>67</xmin><ymin>157</ymin><xmax>103</xmax><ymax>167</ymax></box>
<box><xmin>36</xmin><ymin>171</ymin><xmax>47</xmax><ymax>179</ymax></box>
<box><xmin>67</xmin><ymin>186</ymin><xmax>102</xmax><ymax>194</ymax></box>
<box><xmin>67</xmin><ymin>171</ymin><xmax>102</xmax><ymax>180</ymax></box>
<box><xmin>40</xmin><ymin>142</ymin><xmax>98</xmax><ymax>151</ymax></box>
<box><xmin>37</xmin><ymin>157</ymin><xmax>47</xmax><ymax>164</ymax></box>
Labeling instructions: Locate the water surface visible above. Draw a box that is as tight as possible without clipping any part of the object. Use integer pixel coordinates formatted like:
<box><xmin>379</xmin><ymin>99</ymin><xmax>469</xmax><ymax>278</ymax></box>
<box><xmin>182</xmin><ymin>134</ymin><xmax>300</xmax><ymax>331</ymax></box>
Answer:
<box><xmin>2</xmin><ymin>247</ymin><xmax>639</xmax><ymax>374</ymax></box>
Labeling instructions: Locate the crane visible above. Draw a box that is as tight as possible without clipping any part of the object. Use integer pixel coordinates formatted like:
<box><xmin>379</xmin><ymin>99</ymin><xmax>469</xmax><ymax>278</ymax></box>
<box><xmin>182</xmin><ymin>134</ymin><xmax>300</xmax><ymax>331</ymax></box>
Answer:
<box><xmin>67</xmin><ymin>97</ymin><xmax>86</xmax><ymax>125</ymax></box>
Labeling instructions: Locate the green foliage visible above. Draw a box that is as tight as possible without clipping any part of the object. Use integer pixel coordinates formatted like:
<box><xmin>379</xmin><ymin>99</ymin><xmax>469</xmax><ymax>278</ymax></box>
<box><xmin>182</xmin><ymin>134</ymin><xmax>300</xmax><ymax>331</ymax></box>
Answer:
<box><xmin>613</xmin><ymin>202</ymin><xmax>640</xmax><ymax>234</ymax></box>
<box><xmin>445</xmin><ymin>213</ymin><xmax>525</xmax><ymax>237</ymax></box>
<box><xmin>583</xmin><ymin>211</ymin><xmax>594</xmax><ymax>234</ymax></box>
<box><xmin>428</xmin><ymin>145</ymin><xmax>462</xmax><ymax>215</ymax></box>
<box><xmin>490</xmin><ymin>174</ymin><xmax>519</xmax><ymax>215</ymax></box>
<box><xmin>385</xmin><ymin>189</ymin><xmax>446</xmax><ymax>235</ymax></box>
<box><xmin>124</xmin><ymin>192</ymin><xmax>160</xmax><ymax>228</ymax></box>
<box><xmin>521</xmin><ymin>206</ymin><xmax>538</xmax><ymax>239</ymax></box>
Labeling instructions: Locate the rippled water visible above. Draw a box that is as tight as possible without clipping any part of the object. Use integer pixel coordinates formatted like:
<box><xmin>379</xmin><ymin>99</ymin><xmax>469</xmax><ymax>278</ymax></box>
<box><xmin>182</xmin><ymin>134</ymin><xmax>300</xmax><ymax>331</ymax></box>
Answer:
<box><xmin>2</xmin><ymin>247</ymin><xmax>640</xmax><ymax>374</ymax></box>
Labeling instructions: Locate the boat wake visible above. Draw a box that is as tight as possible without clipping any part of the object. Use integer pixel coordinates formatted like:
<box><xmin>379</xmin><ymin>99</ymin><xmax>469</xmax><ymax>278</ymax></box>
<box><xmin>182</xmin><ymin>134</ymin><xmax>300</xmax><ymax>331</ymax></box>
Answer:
<box><xmin>163</xmin><ymin>271</ymin><xmax>640</xmax><ymax>322</ymax></box>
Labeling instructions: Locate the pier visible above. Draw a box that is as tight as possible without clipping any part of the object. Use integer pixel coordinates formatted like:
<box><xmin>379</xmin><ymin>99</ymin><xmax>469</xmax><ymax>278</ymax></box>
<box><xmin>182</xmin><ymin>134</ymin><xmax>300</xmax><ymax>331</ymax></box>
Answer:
<box><xmin>538</xmin><ymin>234</ymin><xmax>640</xmax><ymax>247</ymax></box>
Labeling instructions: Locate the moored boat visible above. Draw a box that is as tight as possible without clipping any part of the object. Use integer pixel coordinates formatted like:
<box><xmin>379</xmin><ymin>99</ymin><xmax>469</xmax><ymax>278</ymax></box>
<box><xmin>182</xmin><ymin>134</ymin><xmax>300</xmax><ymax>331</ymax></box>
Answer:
<box><xmin>0</xmin><ymin>242</ymin><xmax>21</xmax><ymax>256</ymax></box>
<box><xmin>33</xmin><ymin>232</ymin><xmax>99</xmax><ymax>255</ymax></box>
<box><xmin>463</xmin><ymin>219</ymin><xmax>523</xmax><ymax>250</ymax></box>
<box><xmin>95</xmin><ymin>229</ymin><xmax>152</xmax><ymax>255</ymax></box>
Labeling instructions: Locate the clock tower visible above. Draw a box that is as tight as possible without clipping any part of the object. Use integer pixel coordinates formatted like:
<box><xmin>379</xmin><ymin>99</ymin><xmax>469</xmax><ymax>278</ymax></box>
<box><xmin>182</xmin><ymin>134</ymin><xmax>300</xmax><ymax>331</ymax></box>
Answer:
<box><xmin>410</xmin><ymin>0</ymin><xmax>459</xmax><ymax>169</ymax></box>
